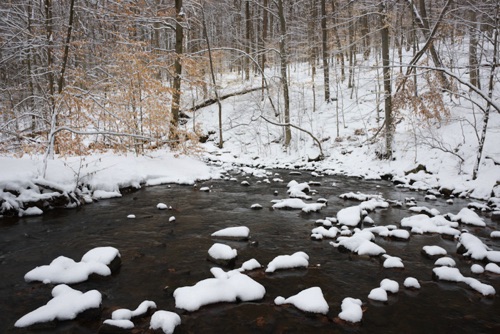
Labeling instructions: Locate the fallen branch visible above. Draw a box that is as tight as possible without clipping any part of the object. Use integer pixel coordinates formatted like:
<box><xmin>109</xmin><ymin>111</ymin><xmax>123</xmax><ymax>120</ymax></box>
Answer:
<box><xmin>260</xmin><ymin>115</ymin><xmax>324</xmax><ymax>160</ymax></box>
<box><xmin>189</xmin><ymin>86</ymin><xmax>264</xmax><ymax>112</ymax></box>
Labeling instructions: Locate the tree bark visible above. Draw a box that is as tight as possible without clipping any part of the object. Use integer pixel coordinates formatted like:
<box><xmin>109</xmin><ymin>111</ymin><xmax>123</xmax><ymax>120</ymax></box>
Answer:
<box><xmin>261</xmin><ymin>0</ymin><xmax>269</xmax><ymax>98</ymax></box>
<box><xmin>245</xmin><ymin>0</ymin><xmax>251</xmax><ymax>80</ymax></box>
<box><xmin>381</xmin><ymin>1</ymin><xmax>393</xmax><ymax>159</ymax></box>
<box><xmin>331</xmin><ymin>0</ymin><xmax>345</xmax><ymax>82</ymax></box>
<box><xmin>320</xmin><ymin>0</ymin><xmax>330</xmax><ymax>101</ymax></box>
<box><xmin>278</xmin><ymin>0</ymin><xmax>291</xmax><ymax>148</ymax></box>
<box><xmin>170</xmin><ymin>0</ymin><xmax>184</xmax><ymax>142</ymax></box>
<box><xmin>473</xmin><ymin>3</ymin><xmax>498</xmax><ymax>180</ymax></box>
<box><xmin>468</xmin><ymin>7</ymin><xmax>480</xmax><ymax>89</ymax></box>
<box><xmin>57</xmin><ymin>0</ymin><xmax>75</xmax><ymax>94</ymax></box>
<box><xmin>201</xmin><ymin>2</ymin><xmax>223</xmax><ymax>148</ymax></box>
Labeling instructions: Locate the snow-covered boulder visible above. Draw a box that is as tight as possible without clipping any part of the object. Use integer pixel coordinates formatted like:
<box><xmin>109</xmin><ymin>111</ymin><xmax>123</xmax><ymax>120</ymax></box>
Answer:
<box><xmin>421</xmin><ymin>245</ymin><xmax>447</xmax><ymax>259</ymax></box>
<box><xmin>173</xmin><ymin>268</ymin><xmax>265</xmax><ymax>311</ymax></box>
<box><xmin>403</xmin><ymin>277</ymin><xmax>421</xmax><ymax>289</ymax></box>
<box><xmin>456</xmin><ymin>233</ymin><xmax>490</xmax><ymax>260</ymax></box>
<box><xmin>337</xmin><ymin>297</ymin><xmax>363</xmax><ymax>323</ymax></box>
<box><xmin>265</xmin><ymin>251</ymin><xmax>309</xmax><ymax>273</ymax></box>
<box><xmin>274</xmin><ymin>287</ymin><xmax>329</xmax><ymax>314</ymax></box>
<box><xmin>149</xmin><ymin>311</ymin><xmax>181</xmax><ymax>334</ymax></box>
<box><xmin>24</xmin><ymin>246</ymin><xmax>121</xmax><ymax>284</ymax></box>
<box><xmin>207</xmin><ymin>243</ymin><xmax>238</xmax><ymax>267</ymax></box>
<box><xmin>432</xmin><ymin>267</ymin><xmax>495</xmax><ymax>296</ymax></box>
<box><xmin>331</xmin><ymin>230</ymin><xmax>386</xmax><ymax>256</ymax></box>
<box><xmin>368</xmin><ymin>287</ymin><xmax>387</xmax><ymax>302</ymax></box>
<box><xmin>447</xmin><ymin>208</ymin><xmax>486</xmax><ymax>227</ymax></box>
<box><xmin>211</xmin><ymin>226</ymin><xmax>250</xmax><ymax>241</ymax></box>
<box><xmin>337</xmin><ymin>205</ymin><xmax>363</xmax><ymax>227</ymax></box>
<box><xmin>15</xmin><ymin>285</ymin><xmax>102</xmax><ymax>328</ymax></box>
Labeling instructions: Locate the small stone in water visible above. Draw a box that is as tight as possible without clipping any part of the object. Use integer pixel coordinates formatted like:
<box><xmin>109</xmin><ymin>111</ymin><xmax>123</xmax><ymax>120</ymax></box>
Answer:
<box><xmin>169</xmin><ymin>216</ymin><xmax>176</xmax><ymax>222</ymax></box>
<box><xmin>127</xmin><ymin>214</ymin><xmax>136</xmax><ymax>219</ymax></box>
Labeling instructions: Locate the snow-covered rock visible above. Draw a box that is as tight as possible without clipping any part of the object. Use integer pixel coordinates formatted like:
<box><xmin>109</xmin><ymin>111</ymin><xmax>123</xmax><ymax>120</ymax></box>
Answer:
<box><xmin>211</xmin><ymin>226</ymin><xmax>250</xmax><ymax>240</ymax></box>
<box><xmin>25</xmin><ymin>246</ymin><xmax>121</xmax><ymax>284</ymax></box>
<box><xmin>331</xmin><ymin>230</ymin><xmax>386</xmax><ymax>256</ymax></box>
<box><xmin>337</xmin><ymin>205</ymin><xmax>363</xmax><ymax>227</ymax></box>
<box><xmin>150</xmin><ymin>310</ymin><xmax>181</xmax><ymax>334</ymax></box>
<box><xmin>434</xmin><ymin>257</ymin><xmax>456</xmax><ymax>267</ymax></box>
<box><xmin>383</xmin><ymin>255</ymin><xmax>404</xmax><ymax>269</ymax></box>
<box><xmin>447</xmin><ymin>208</ymin><xmax>486</xmax><ymax>227</ymax></box>
<box><xmin>338</xmin><ymin>297</ymin><xmax>363</xmax><ymax>323</ymax></box>
<box><xmin>422</xmin><ymin>245</ymin><xmax>447</xmax><ymax>259</ymax></box>
<box><xmin>173</xmin><ymin>268</ymin><xmax>265</xmax><ymax>311</ymax></box>
<box><xmin>380</xmin><ymin>278</ymin><xmax>399</xmax><ymax>293</ymax></box>
<box><xmin>274</xmin><ymin>287</ymin><xmax>329</xmax><ymax>314</ymax></box>
<box><xmin>265</xmin><ymin>251</ymin><xmax>309</xmax><ymax>273</ymax></box>
<box><xmin>403</xmin><ymin>277</ymin><xmax>421</xmax><ymax>289</ymax></box>
<box><xmin>15</xmin><ymin>285</ymin><xmax>102</xmax><ymax>328</ymax></box>
<box><xmin>207</xmin><ymin>243</ymin><xmax>238</xmax><ymax>266</ymax></box>
<box><xmin>368</xmin><ymin>287</ymin><xmax>388</xmax><ymax>301</ymax></box>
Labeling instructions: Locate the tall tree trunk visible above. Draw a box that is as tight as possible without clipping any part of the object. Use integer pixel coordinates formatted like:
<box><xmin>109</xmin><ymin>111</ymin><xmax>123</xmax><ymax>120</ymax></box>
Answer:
<box><xmin>331</xmin><ymin>0</ymin><xmax>345</xmax><ymax>82</ymax></box>
<box><xmin>278</xmin><ymin>0</ymin><xmax>291</xmax><ymax>148</ymax></box>
<box><xmin>320</xmin><ymin>0</ymin><xmax>330</xmax><ymax>101</ymax></box>
<box><xmin>44</xmin><ymin>0</ymin><xmax>55</xmax><ymax>113</ymax></box>
<box><xmin>469</xmin><ymin>8</ymin><xmax>480</xmax><ymax>89</ymax></box>
<box><xmin>170</xmin><ymin>0</ymin><xmax>183</xmax><ymax>143</ymax></box>
<box><xmin>201</xmin><ymin>2</ymin><xmax>223</xmax><ymax>149</ymax></box>
<box><xmin>245</xmin><ymin>0</ymin><xmax>251</xmax><ymax>80</ymax></box>
<box><xmin>44</xmin><ymin>0</ymin><xmax>57</xmax><ymax>157</ymax></box>
<box><xmin>473</xmin><ymin>3</ymin><xmax>498</xmax><ymax>180</ymax></box>
<box><xmin>57</xmin><ymin>0</ymin><xmax>75</xmax><ymax>94</ymax></box>
<box><xmin>347</xmin><ymin>1</ymin><xmax>355</xmax><ymax>89</ymax></box>
<box><xmin>261</xmin><ymin>0</ymin><xmax>268</xmax><ymax>98</ymax></box>
<box><xmin>309</xmin><ymin>0</ymin><xmax>317</xmax><ymax>78</ymax></box>
<box><xmin>381</xmin><ymin>1</ymin><xmax>393</xmax><ymax>159</ymax></box>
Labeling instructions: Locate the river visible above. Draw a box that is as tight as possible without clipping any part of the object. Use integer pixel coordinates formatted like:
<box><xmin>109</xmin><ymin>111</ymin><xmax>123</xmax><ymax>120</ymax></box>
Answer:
<box><xmin>1</xmin><ymin>170</ymin><xmax>498</xmax><ymax>333</ymax></box>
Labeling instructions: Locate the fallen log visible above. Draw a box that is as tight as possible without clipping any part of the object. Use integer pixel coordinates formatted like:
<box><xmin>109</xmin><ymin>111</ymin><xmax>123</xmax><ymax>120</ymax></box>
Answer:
<box><xmin>189</xmin><ymin>86</ymin><xmax>264</xmax><ymax>112</ymax></box>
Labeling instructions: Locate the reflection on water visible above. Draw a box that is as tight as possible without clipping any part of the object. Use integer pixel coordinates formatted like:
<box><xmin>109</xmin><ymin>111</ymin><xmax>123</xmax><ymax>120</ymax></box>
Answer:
<box><xmin>0</xmin><ymin>171</ymin><xmax>499</xmax><ymax>333</ymax></box>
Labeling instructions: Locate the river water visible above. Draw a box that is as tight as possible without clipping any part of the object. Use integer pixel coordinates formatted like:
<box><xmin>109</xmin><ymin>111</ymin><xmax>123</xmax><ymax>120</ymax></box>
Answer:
<box><xmin>0</xmin><ymin>170</ymin><xmax>499</xmax><ymax>333</ymax></box>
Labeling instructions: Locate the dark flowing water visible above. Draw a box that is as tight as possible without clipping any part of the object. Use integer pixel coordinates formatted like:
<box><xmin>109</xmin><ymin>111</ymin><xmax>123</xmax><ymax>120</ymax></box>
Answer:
<box><xmin>1</xmin><ymin>171</ymin><xmax>499</xmax><ymax>334</ymax></box>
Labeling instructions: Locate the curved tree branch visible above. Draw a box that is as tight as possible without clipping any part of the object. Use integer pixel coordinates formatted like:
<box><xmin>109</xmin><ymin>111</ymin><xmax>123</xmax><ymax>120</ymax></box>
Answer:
<box><xmin>260</xmin><ymin>115</ymin><xmax>324</xmax><ymax>160</ymax></box>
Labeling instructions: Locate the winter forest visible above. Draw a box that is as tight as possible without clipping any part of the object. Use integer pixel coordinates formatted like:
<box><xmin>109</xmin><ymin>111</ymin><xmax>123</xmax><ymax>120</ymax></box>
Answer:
<box><xmin>0</xmin><ymin>0</ymin><xmax>498</xmax><ymax>167</ymax></box>
<box><xmin>1</xmin><ymin>0</ymin><xmax>500</xmax><ymax>333</ymax></box>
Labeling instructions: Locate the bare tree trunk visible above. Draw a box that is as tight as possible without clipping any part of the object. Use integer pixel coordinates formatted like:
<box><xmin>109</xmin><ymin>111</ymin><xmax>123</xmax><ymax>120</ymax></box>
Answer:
<box><xmin>468</xmin><ymin>8</ymin><xmax>480</xmax><ymax>89</ymax></box>
<box><xmin>245</xmin><ymin>0</ymin><xmax>251</xmax><ymax>80</ymax></box>
<box><xmin>201</xmin><ymin>2</ymin><xmax>223</xmax><ymax>149</ymax></box>
<box><xmin>473</xmin><ymin>3</ymin><xmax>498</xmax><ymax>180</ymax></box>
<box><xmin>278</xmin><ymin>0</ymin><xmax>291</xmax><ymax>148</ymax></box>
<box><xmin>331</xmin><ymin>0</ymin><xmax>345</xmax><ymax>82</ymax></box>
<box><xmin>347</xmin><ymin>2</ymin><xmax>355</xmax><ymax>89</ymax></box>
<box><xmin>170</xmin><ymin>0</ymin><xmax>183</xmax><ymax>143</ymax></box>
<box><xmin>261</xmin><ymin>0</ymin><xmax>268</xmax><ymax>98</ymax></box>
<box><xmin>309</xmin><ymin>0</ymin><xmax>318</xmax><ymax>78</ymax></box>
<box><xmin>381</xmin><ymin>1</ymin><xmax>393</xmax><ymax>159</ymax></box>
<box><xmin>320</xmin><ymin>0</ymin><xmax>330</xmax><ymax>101</ymax></box>
<box><xmin>57</xmin><ymin>0</ymin><xmax>75</xmax><ymax>94</ymax></box>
